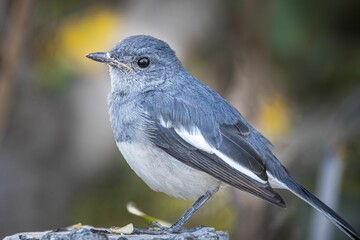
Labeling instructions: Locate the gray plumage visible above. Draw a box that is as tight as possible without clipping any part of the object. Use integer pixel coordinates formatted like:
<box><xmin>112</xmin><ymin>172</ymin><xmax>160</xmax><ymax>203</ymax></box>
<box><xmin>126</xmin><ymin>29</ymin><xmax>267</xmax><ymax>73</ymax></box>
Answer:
<box><xmin>86</xmin><ymin>35</ymin><xmax>359</xmax><ymax>239</ymax></box>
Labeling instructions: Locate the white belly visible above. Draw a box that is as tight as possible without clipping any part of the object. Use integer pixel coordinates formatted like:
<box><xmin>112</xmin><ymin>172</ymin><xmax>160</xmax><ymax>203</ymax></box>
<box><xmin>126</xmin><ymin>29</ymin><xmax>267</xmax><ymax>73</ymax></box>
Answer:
<box><xmin>117</xmin><ymin>142</ymin><xmax>221</xmax><ymax>199</ymax></box>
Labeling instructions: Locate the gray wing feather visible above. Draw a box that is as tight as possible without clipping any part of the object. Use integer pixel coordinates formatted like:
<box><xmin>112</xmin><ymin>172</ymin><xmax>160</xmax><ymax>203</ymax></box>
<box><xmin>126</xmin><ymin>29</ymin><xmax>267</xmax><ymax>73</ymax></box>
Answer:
<box><xmin>143</xmin><ymin>93</ymin><xmax>285</xmax><ymax>207</ymax></box>
<box><xmin>154</xmin><ymin>123</ymin><xmax>285</xmax><ymax>207</ymax></box>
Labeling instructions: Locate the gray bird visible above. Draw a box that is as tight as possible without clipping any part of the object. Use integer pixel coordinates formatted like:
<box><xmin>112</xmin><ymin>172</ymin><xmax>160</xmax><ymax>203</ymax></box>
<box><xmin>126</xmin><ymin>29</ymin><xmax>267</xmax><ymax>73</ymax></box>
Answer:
<box><xmin>86</xmin><ymin>35</ymin><xmax>359</xmax><ymax>239</ymax></box>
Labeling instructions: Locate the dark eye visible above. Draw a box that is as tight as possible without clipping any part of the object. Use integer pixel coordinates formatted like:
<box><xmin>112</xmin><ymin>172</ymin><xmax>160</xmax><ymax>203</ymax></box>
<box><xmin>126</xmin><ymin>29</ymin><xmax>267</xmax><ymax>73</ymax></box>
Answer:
<box><xmin>137</xmin><ymin>57</ymin><xmax>150</xmax><ymax>68</ymax></box>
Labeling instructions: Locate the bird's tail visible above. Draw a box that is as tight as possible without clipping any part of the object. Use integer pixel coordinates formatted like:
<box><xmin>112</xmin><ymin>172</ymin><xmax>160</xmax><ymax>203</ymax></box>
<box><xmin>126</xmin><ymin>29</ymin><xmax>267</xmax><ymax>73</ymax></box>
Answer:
<box><xmin>282</xmin><ymin>175</ymin><xmax>359</xmax><ymax>240</ymax></box>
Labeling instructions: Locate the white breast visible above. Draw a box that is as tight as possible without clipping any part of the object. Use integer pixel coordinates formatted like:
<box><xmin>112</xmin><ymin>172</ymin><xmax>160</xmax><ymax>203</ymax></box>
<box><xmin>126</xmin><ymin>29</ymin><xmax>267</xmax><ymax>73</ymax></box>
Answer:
<box><xmin>116</xmin><ymin>141</ymin><xmax>221</xmax><ymax>199</ymax></box>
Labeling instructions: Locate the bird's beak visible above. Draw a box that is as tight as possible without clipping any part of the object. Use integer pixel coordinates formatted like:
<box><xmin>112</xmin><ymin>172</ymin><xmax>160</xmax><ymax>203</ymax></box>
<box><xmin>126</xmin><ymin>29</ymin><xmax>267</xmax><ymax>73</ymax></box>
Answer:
<box><xmin>86</xmin><ymin>52</ymin><xmax>132</xmax><ymax>71</ymax></box>
<box><xmin>86</xmin><ymin>52</ymin><xmax>113</xmax><ymax>63</ymax></box>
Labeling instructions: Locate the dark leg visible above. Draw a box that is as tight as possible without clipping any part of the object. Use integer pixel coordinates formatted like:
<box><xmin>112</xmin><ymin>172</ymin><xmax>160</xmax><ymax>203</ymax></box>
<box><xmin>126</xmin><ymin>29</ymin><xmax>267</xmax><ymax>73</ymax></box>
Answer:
<box><xmin>133</xmin><ymin>186</ymin><xmax>220</xmax><ymax>234</ymax></box>
<box><xmin>169</xmin><ymin>186</ymin><xmax>220</xmax><ymax>232</ymax></box>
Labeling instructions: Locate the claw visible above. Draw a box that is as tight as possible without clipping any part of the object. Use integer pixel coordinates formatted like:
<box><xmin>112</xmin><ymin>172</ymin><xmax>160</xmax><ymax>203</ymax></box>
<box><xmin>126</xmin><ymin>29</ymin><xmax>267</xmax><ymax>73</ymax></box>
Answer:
<box><xmin>149</xmin><ymin>221</ymin><xmax>168</xmax><ymax>230</ymax></box>
<box><xmin>132</xmin><ymin>225</ymin><xmax>207</xmax><ymax>235</ymax></box>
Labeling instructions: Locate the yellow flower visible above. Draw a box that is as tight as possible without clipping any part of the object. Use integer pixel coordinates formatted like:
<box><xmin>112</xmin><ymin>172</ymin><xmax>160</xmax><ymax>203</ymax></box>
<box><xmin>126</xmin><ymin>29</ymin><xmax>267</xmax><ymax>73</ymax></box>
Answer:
<box><xmin>258</xmin><ymin>95</ymin><xmax>290</xmax><ymax>139</ymax></box>
<box><xmin>57</xmin><ymin>6</ymin><xmax>120</xmax><ymax>71</ymax></box>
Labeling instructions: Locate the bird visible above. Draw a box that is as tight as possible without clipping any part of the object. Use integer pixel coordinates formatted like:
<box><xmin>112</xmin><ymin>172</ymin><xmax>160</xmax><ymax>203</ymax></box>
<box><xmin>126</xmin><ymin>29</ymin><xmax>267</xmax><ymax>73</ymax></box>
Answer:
<box><xmin>86</xmin><ymin>35</ymin><xmax>359</xmax><ymax>239</ymax></box>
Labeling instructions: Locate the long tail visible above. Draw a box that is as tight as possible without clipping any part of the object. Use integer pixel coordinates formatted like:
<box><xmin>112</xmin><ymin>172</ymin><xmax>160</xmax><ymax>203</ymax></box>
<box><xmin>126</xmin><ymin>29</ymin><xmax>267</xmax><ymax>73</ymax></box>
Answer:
<box><xmin>281</xmin><ymin>175</ymin><xmax>360</xmax><ymax>240</ymax></box>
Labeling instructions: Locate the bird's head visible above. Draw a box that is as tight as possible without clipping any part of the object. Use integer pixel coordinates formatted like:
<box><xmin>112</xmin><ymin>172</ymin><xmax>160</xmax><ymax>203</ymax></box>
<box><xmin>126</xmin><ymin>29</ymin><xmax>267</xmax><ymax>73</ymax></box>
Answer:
<box><xmin>86</xmin><ymin>35</ymin><xmax>183</xmax><ymax>93</ymax></box>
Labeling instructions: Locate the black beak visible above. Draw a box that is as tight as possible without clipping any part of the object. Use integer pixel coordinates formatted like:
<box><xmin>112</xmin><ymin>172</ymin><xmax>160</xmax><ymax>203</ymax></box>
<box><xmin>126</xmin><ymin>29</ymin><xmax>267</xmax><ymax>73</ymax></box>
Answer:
<box><xmin>86</xmin><ymin>52</ymin><xmax>112</xmax><ymax>63</ymax></box>
<box><xmin>86</xmin><ymin>51</ymin><xmax>133</xmax><ymax>71</ymax></box>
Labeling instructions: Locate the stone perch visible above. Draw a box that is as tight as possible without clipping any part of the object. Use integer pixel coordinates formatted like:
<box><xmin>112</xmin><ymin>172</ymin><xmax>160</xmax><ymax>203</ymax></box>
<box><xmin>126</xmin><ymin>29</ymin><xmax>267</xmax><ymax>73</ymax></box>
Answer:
<box><xmin>3</xmin><ymin>225</ymin><xmax>229</xmax><ymax>240</ymax></box>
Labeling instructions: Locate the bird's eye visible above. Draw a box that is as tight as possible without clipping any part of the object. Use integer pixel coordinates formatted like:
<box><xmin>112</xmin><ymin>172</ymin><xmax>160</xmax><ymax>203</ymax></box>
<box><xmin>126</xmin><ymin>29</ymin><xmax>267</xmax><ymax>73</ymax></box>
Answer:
<box><xmin>137</xmin><ymin>57</ymin><xmax>150</xmax><ymax>68</ymax></box>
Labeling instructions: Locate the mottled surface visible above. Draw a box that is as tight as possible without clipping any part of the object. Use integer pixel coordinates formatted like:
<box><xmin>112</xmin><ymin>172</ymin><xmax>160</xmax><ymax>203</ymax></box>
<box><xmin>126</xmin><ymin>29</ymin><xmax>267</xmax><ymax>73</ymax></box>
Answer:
<box><xmin>4</xmin><ymin>226</ymin><xmax>228</xmax><ymax>240</ymax></box>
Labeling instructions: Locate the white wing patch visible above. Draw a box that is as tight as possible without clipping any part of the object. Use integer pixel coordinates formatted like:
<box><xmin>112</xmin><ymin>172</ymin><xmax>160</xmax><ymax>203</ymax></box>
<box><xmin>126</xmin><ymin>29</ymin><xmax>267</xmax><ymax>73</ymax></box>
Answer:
<box><xmin>159</xmin><ymin>116</ymin><xmax>172</xmax><ymax>128</ymax></box>
<box><xmin>175</xmin><ymin>126</ymin><xmax>214</xmax><ymax>154</ymax></box>
<box><xmin>214</xmin><ymin>150</ymin><xmax>267</xmax><ymax>184</ymax></box>
<box><xmin>174</xmin><ymin>125</ymin><xmax>267</xmax><ymax>184</ymax></box>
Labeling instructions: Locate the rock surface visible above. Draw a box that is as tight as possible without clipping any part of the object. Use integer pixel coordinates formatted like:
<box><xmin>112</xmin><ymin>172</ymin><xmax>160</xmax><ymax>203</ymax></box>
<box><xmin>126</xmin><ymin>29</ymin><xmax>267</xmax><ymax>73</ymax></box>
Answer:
<box><xmin>4</xmin><ymin>225</ymin><xmax>229</xmax><ymax>240</ymax></box>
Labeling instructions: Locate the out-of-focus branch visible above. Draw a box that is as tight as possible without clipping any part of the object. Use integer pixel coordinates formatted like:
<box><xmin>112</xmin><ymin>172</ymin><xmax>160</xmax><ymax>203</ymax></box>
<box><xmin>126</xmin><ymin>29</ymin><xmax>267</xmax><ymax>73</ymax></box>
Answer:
<box><xmin>308</xmin><ymin>146</ymin><xmax>344</xmax><ymax>240</ymax></box>
<box><xmin>0</xmin><ymin>0</ymin><xmax>33</xmax><ymax>142</ymax></box>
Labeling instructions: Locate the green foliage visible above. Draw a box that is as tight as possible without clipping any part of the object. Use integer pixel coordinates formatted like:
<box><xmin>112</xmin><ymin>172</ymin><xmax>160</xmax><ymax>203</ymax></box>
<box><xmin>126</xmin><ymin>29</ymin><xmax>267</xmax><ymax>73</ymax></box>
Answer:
<box><xmin>270</xmin><ymin>0</ymin><xmax>360</xmax><ymax>104</ymax></box>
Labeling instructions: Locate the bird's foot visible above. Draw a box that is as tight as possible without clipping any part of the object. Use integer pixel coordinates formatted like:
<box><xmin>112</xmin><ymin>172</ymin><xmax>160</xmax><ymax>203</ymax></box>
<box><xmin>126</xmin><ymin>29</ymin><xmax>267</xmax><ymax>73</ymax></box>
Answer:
<box><xmin>149</xmin><ymin>221</ymin><xmax>169</xmax><ymax>230</ymax></box>
<box><xmin>132</xmin><ymin>221</ymin><xmax>205</xmax><ymax>235</ymax></box>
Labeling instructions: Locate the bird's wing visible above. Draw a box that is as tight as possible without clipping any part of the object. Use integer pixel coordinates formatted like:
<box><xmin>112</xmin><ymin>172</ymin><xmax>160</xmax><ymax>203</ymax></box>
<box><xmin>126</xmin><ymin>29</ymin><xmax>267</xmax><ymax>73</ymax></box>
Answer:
<box><xmin>144</xmin><ymin>94</ymin><xmax>285</xmax><ymax>207</ymax></box>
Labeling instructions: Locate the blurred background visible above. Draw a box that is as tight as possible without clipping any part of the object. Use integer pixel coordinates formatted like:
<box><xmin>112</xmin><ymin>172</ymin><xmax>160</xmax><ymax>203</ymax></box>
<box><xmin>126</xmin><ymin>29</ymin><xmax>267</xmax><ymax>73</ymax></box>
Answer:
<box><xmin>0</xmin><ymin>0</ymin><xmax>359</xmax><ymax>239</ymax></box>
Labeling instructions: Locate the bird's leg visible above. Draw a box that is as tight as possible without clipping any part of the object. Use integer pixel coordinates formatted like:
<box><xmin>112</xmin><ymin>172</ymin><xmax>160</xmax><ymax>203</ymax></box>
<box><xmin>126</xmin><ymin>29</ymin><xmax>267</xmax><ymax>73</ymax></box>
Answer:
<box><xmin>169</xmin><ymin>186</ymin><xmax>220</xmax><ymax>233</ymax></box>
<box><xmin>133</xmin><ymin>186</ymin><xmax>219</xmax><ymax>235</ymax></box>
